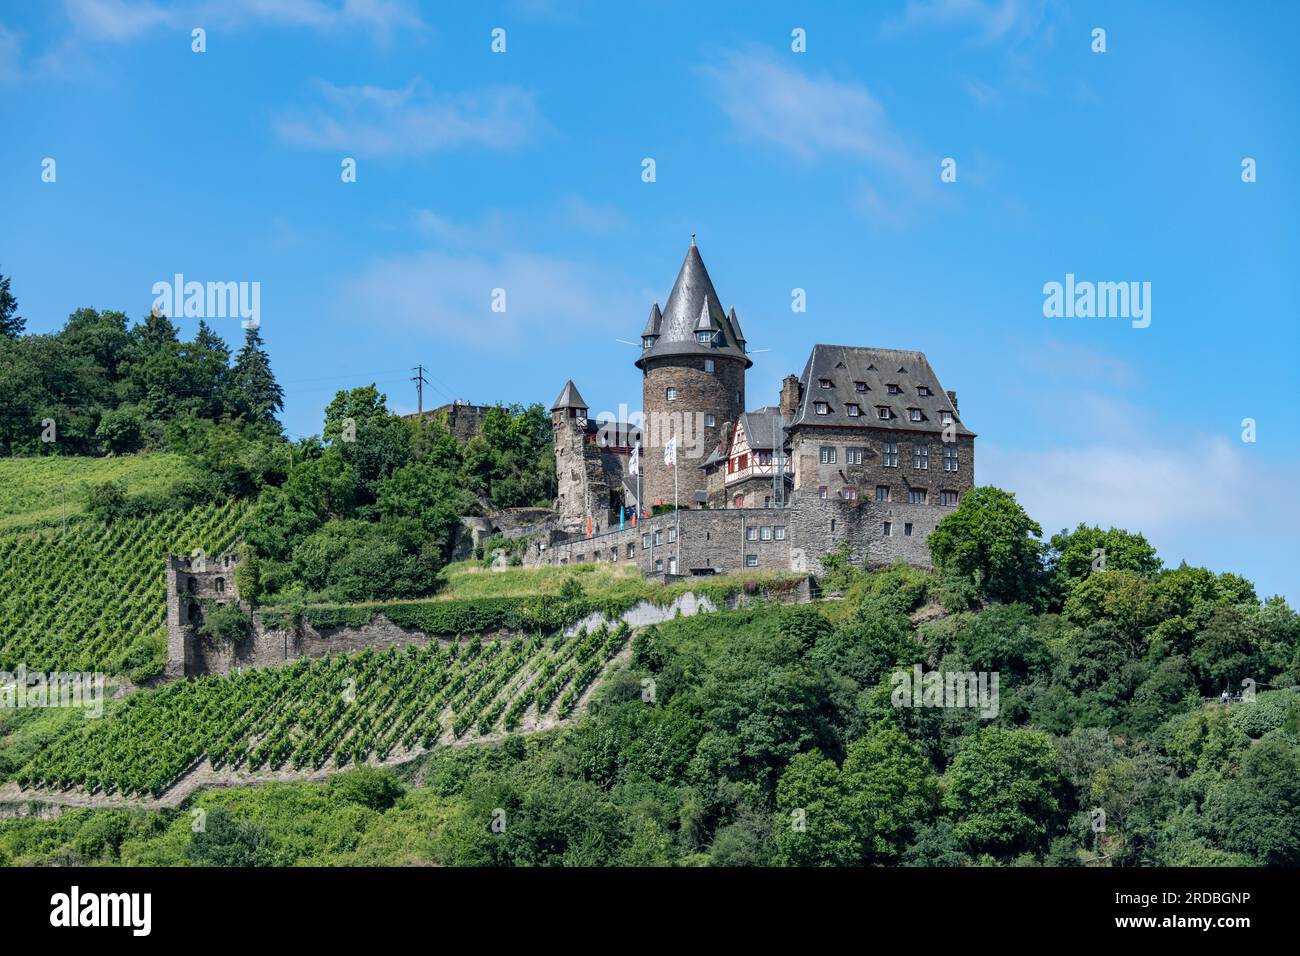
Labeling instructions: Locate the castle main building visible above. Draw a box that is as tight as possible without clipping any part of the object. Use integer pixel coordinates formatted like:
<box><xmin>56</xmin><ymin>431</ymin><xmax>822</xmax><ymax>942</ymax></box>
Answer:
<box><xmin>530</xmin><ymin>241</ymin><xmax>975</xmax><ymax>576</ymax></box>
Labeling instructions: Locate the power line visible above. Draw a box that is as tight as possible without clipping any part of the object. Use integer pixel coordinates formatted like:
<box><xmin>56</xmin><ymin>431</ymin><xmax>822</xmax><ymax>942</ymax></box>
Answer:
<box><xmin>411</xmin><ymin>365</ymin><xmax>429</xmax><ymax>418</ymax></box>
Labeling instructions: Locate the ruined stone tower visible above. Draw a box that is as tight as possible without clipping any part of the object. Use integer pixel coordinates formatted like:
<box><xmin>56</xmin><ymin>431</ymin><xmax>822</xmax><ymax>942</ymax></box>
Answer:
<box><xmin>636</xmin><ymin>240</ymin><xmax>751</xmax><ymax>512</ymax></box>
<box><xmin>551</xmin><ymin>379</ymin><xmax>610</xmax><ymax>533</ymax></box>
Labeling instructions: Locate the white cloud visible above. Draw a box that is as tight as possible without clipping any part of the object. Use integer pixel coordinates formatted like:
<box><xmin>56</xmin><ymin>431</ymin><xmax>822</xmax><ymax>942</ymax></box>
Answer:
<box><xmin>337</xmin><ymin>249</ymin><xmax>639</xmax><ymax>348</ymax></box>
<box><xmin>62</xmin><ymin>0</ymin><xmax>422</xmax><ymax>42</ymax></box>
<box><xmin>881</xmin><ymin>0</ymin><xmax>1049</xmax><ymax>44</ymax></box>
<box><xmin>0</xmin><ymin>22</ymin><xmax>21</xmax><ymax>82</ymax></box>
<box><xmin>702</xmin><ymin>47</ymin><xmax>912</xmax><ymax>169</ymax></box>
<box><xmin>274</xmin><ymin>79</ymin><xmax>541</xmax><ymax>157</ymax></box>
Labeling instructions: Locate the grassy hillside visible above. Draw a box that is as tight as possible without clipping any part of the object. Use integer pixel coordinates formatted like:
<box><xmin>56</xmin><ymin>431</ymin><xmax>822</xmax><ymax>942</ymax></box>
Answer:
<box><xmin>0</xmin><ymin>454</ymin><xmax>200</xmax><ymax>530</ymax></box>
<box><xmin>0</xmin><ymin>500</ymin><xmax>245</xmax><ymax>676</ymax></box>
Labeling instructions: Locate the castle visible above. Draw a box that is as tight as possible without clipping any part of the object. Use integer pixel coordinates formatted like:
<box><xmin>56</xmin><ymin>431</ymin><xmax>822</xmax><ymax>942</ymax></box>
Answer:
<box><xmin>523</xmin><ymin>240</ymin><xmax>976</xmax><ymax>576</ymax></box>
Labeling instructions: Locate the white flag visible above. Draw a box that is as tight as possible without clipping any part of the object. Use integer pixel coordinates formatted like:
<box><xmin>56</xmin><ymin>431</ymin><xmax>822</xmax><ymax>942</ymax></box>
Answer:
<box><xmin>629</xmin><ymin>443</ymin><xmax>639</xmax><ymax>476</ymax></box>
<box><xmin>663</xmin><ymin>437</ymin><xmax>676</xmax><ymax>467</ymax></box>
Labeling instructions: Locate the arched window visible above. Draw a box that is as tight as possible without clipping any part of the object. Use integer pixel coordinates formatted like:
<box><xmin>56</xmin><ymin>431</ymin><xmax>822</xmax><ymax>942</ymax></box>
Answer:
<box><xmin>215</xmin><ymin>577</ymin><xmax>225</xmax><ymax>593</ymax></box>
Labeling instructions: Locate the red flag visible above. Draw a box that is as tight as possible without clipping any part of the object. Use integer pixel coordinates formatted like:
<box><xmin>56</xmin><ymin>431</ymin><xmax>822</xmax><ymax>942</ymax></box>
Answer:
<box><xmin>586</xmin><ymin>514</ymin><xmax>592</xmax><ymax>538</ymax></box>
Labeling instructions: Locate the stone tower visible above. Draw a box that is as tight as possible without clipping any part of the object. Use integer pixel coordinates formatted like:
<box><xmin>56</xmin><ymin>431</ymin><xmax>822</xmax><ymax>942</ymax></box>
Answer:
<box><xmin>551</xmin><ymin>379</ymin><xmax>609</xmax><ymax>533</ymax></box>
<box><xmin>636</xmin><ymin>240</ymin><xmax>751</xmax><ymax>512</ymax></box>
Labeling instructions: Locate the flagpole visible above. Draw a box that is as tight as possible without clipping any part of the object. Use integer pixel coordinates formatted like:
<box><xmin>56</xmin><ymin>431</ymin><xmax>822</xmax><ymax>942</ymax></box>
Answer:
<box><xmin>674</xmin><ymin>452</ymin><xmax>680</xmax><ymax>575</ymax></box>
<box><xmin>636</xmin><ymin>440</ymin><xmax>642</xmax><ymax>520</ymax></box>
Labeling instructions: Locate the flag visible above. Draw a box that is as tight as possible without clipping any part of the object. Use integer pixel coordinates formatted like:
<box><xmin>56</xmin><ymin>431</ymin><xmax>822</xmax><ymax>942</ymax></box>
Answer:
<box><xmin>586</xmin><ymin>514</ymin><xmax>592</xmax><ymax>538</ymax></box>
<box><xmin>629</xmin><ymin>443</ymin><xmax>639</xmax><ymax>476</ymax></box>
<box><xmin>619</xmin><ymin>507</ymin><xmax>625</xmax><ymax>530</ymax></box>
<box><xmin>663</xmin><ymin>436</ymin><xmax>676</xmax><ymax>468</ymax></box>
<box><xmin>632</xmin><ymin>510</ymin><xmax>637</xmax><ymax>527</ymax></box>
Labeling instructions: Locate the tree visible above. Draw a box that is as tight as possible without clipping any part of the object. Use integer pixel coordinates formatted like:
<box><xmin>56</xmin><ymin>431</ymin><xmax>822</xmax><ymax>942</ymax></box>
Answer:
<box><xmin>1202</xmin><ymin>737</ymin><xmax>1300</xmax><ymax>865</ymax></box>
<box><xmin>1045</xmin><ymin>523</ymin><xmax>1161</xmax><ymax>608</ymax></box>
<box><xmin>928</xmin><ymin>486</ymin><xmax>1044</xmax><ymax>604</ymax></box>
<box><xmin>187</xmin><ymin>808</ymin><xmax>270</xmax><ymax>867</ymax></box>
<box><xmin>942</xmin><ymin>727</ymin><xmax>1062</xmax><ymax>855</ymax></box>
<box><xmin>774</xmin><ymin>750</ymin><xmax>859</xmax><ymax>866</ymax></box>
<box><xmin>231</xmin><ymin>325</ymin><xmax>283</xmax><ymax>426</ymax></box>
<box><xmin>0</xmin><ymin>269</ymin><xmax>24</xmax><ymax>337</ymax></box>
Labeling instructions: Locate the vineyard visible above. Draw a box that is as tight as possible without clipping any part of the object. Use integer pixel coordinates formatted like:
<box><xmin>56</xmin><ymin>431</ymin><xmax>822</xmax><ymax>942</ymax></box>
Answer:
<box><xmin>0</xmin><ymin>500</ymin><xmax>246</xmax><ymax>675</ymax></box>
<box><xmin>0</xmin><ymin>454</ymin><xmax>200</xmax><ymax>530</ymax></box>
<box><xmin>15</xmin><ymin>622</ymin><xmax>631</xmax><ymax>797</ymax></box>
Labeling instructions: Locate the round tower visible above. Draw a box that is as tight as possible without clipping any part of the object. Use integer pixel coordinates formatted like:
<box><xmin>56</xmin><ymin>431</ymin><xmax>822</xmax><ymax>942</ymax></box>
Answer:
<box><xmin>636</xmin><ymin>240</ymin><xmax>751</xmax><ymax>512</ymax></box>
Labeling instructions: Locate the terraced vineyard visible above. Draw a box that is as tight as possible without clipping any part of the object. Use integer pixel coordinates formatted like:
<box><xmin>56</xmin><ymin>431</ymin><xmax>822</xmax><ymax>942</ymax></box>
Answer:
<box><xmin>17</xmin><ymin>622</ymin><xmax>631</xmax><ymax>797</ymax></box>
<box><xmin>0</xmin><ymin>500</ymin><xmax>246</xmax><ymax>674</ymax></box>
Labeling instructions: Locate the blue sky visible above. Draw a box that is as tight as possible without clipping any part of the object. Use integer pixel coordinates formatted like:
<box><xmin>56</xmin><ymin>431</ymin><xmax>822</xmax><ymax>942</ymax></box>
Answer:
<box><xmin>1</xmin><ymin>0</ymin><xmax>1297</xmax><ymax>601</ymax></box>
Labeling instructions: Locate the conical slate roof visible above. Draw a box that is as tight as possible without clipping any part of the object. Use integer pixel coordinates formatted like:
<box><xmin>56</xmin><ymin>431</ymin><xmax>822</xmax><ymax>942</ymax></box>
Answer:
<box><xmin>636</xmin><ymin>241</ymin><xmax>752</xmax><ymax>370</ymax></box>
<box><xmin>641</xmin><ymin>303</ymin><xmax>662</xmax><ymax>338</ymax></box>
<box><xmin>550</xmin><ymin>379</ymin><xmax>588</xmax><ymax>411</ymax></box>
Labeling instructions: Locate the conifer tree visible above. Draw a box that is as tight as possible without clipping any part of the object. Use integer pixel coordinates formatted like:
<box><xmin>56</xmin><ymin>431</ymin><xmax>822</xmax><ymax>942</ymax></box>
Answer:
<box><xmin>0</xmin><ymin>269</ymin><xmax>25</xmax><ymax>337</ymax></box>
<box><xmin>232</xmin><ymin>325</ymin><xmax>284</xmax><ymax>426</ymax></box>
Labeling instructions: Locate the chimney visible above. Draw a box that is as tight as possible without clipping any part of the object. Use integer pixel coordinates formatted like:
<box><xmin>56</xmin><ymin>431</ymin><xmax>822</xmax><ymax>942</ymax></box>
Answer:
<box><xmin>946</xmin><ymin>390</ymin><xmax>959</xmax><ymax>413</ymax></box>
<box><xmin>720</xmin><ymin>420</ymin><xmax>733</xmax><ymax>457</ymax></box>
<box><xmin>780</xmin><ymin>375</ymin><xmax>802</xmax><ymax>420</ymax></box>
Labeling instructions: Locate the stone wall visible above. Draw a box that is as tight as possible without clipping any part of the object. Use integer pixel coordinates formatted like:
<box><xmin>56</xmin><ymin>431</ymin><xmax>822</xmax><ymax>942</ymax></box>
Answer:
<box><xmin>640</xmin><ymin>354</ymin><xmax>745</xmax><ymax>512</ymax></box>
<box><xmin>164</xmin><ymin>551</ymin><xmax>242</xmax><ymax>680</ymax></box>
<box><xmin>790</xmin><ymin>425</ymin><xmax>975</xmax><ymax>509</ymax></box>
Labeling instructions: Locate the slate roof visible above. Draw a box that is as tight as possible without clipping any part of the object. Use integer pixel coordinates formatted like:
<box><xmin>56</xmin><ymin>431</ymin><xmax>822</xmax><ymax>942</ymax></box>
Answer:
<box><xmin>788</xmin><ymin>344</ymin><xmax>974</xmax><ymax>437</ymax></box>
<box><xmin>550</xmin><ymin>379</ymin><xmax>588</xmax><ymax>411</ymax></box>
<box><xmin>636</xmin><ymin>241</ymin><xmax>752</xmax><ymax>370</ymax></box>
<box><xmin>737</xmin><ymin>406</ymin><xmax>787</xmax><ymax>451</ymax></box>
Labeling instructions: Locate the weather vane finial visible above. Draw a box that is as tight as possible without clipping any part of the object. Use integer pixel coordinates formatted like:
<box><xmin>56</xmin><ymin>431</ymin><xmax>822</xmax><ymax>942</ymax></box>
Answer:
<box><xmin>690</xmin><ymin>232</ymin><xmax>696</xmax><ymax>246</ymax></box>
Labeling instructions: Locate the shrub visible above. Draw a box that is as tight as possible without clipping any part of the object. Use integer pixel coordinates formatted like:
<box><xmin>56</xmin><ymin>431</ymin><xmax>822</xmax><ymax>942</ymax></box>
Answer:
<box><xmin>198</xmin><ymin>600</ymin><xmax>250</xmax><ymax>644</ymax></box>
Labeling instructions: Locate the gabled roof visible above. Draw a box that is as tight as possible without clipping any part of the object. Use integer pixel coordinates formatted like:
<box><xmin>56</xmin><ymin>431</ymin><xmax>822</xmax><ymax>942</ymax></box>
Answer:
<box><xmin>788</xmin><ymin>344</ymin><xmax>974</xmax><ymax>437</ymax></box>
<box><xmin>550</xmin><ymin>379</ymin><xmax>588</xmax><ymax>411</ymax></box>
<box><xmin>736</xmin><ymin>406</ymin><xmax>787</xmax><ymax>451</ymax></box>
<box><xmin>636</xmin><ymin>241</ymin><xmax>752</xmax><ymax>370</ymax></box>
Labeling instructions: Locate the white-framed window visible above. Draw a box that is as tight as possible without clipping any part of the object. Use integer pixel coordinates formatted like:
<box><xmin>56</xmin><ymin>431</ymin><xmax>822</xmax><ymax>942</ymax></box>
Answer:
<box><xmin>887</xmin><ymin>384</ymin><xmax>902</xmax><ymax>395</ymax></box>
<box><xmin>696</xmin><ymin>331</ymin><xmax>712</xmax><ymax>345</ymax></box>
<box><xmin>655</xmin><ymin>558</ymin><xmax>663</xmax><ymax>572</ymax></box>
<box><xmin>917</xmin><ymin>385</ymin><xmax>932</xmax><ymax>397</ymax></box>
<box><xmin>815</xmin><ymin>402</ymin><xmax>829</xmax><ymax>415</ymax></box>
<box><xmin>774</xmin><ymin>526</ymin><xmax>786</xmax><ymax>540</ymax></box>
<box><xmin>819</xmin><ymin>446</ymin><xmax>836</xmax><ymax>464</ymax></box>
<box><xmin>704</xmin><ymin>358</ymin><xmax>715</xmax><ymax>374</ymax></box>
<box><xmin>627</xmin><ymin>543</ymin><xmax>636</xmax><ymax>558</ymax></box>
<box><xmin>875</xmin><ymin>484</ymin><xmax>889</xmax><ymax>502</ymax></box>
<box><xmin>882</xmin><ymin>442</ymin><xmax>899</xmax><ymax>467</ymax></box>
<box><xmin>819</xmin><ymin>378</ymin><xmax>833</xmax><ymax>389</ymax></box>
<box><xmin>876</xmin><ymin>406</ymin><xmax>890</xmax><ymax>420</ymax></box>
<box><xmin>941</xmin><ymin>490</ymin><xmax>959</xmax><ymax>506</ymax></box>
<box><xmin>904</xmin><ymin>522</ymin><xmax>913</xmax><ymax>536</ymax></box>
<box><xmin>745</xmin><ymin>554</ymin><xmax>758</xmax><ymax>567</ymax></box>
<box><xmin>909</xmin><ymin>488</ymin><xmax>927</xmax><ymax>505</ymax></box>
<box><xmin>746</xmin><ymin>526</ymin><xmax>758</xmax><ymax>541</ymax></box>
<box><xmin>883</xmin><ymin>521</ymin><xmax>893</xmax><ymax>537</ymax></box>
<box><xmin>761</xmin><ymin>526</ymin><xmax>773</xmax><ymax>540</ymax></box>
<box><xmin>847</xmin><ymin>404</ymin><xmax>861</xmax><ymax>417</ymax></box>
<box><xmin>705</xmin><ymin>414</ymin><xmax>715</xmax><ymax>427</ymax></box>
<box><xmin>818</xmin><ymin>485</ymin><xmax>829</xmax><ymax>500</ymax></box>
<box><xmin>654</xmin><ymin>529</ymin><xmax>664</xmax><ymax>545</ymax></box>
<box><xmin>668</xmin><ymin>557</ymin><xmax>677</xmax><ymax>574</ymax></box>
<box><xmin>941</xmin><ymin>411</ymin><xmax>954</xmax><ymax>425</ymax></box>
<box><xmin>667</xmin><ymin>527</ymin><xmax>677</xmax><ymax>543</ymax></box>
<box><xmin>642</xmin><ymin>532</ymin><xmax>650</xmax><ymax>549</ymax></box>
<box><xmin>842</xmin><ymin>487</ymin><xmax>857</xmax><ymax>500</ymax></box>
<box><xmin>913</xmin><ymin>444</ymin><xmax>929</xmax><ymax>470</ymax></box>
<box><xmin>944</xmin><ymin>445</ymin><xmax>958</xmax><ymax>472</ymax></box>
<box><xmin>854</xmin><ymin>381</ymin><xmax>867</xmax><ymax>393</ymax></box>
<box><xmin>666</xmin><ymin>386</ymin><xmax>677</xmax><ymax>401</ymax></box>
<box><xmin>846</xmin><ymin>447</ymin><xmax>864</xmax><ymax>465</ymax></box>
<box><xmin>909</xmin><ymin>408</ymin><xmax>923</xmax><ymax>422</ymax></box>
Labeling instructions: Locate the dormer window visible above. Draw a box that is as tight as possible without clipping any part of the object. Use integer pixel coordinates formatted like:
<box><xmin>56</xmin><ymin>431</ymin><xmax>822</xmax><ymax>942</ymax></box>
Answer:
<box><xmin>814</xmin><ymin>401</ymin><xmax>829</xmax><ymax>415</ymax></box>
<box><xmin>854</xmin><ymin>381</ymin><xmax>867</xmax><ymax>393</ymax></box>
<box><xmin>876</xmin><ymin>406</ymin><xmax>891</xmax><ymax>420</ymax></box>
<box><xmin>908</xmin><ymin>408</ymin><xmax>923</xmax><ymax>422</ymax></box>
<box><xmin>642</xmin><ymin>337</ymin><xmax>654</xmax><ymax>349</ymax></box>
<box><xmin>917</xmin><ymin>385</ymin><xmax>932</xmax><ymax>397</ymax></box>
<box><xmin>846</xmin><ymin>404</ymin><xmax>861</xmax><ymax>417</ymax></box>
<box><xmin>886</xmin><ymin>383</ymin><xmax>902</xmax><ymax>395</ymax></box>
<box><xmin>696</xmin><ymin>331</ymin><xmax>713</xmax><ymax>345</ymax></box>
<box><xmin>818</xmin><ymin>378</ymin><xmax>833</xmax><ymax>389</ymax></box>
<box><xmin>940</xmin><ymin>411</ymin><xmax>954</xmax><ymax>425</ymax></box>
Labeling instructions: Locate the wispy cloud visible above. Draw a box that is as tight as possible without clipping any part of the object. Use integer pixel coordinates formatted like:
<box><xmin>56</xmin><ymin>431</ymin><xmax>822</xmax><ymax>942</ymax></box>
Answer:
<box><xmin>413</xmin><ymin>197</ymin><xmax>625</xmax><ymax>250</ymax></box>
<box><xmin>881</xmin><ymin>0</ymin><xmax>1050</xmax><ymax>44</ymax></box>
<box><xmin>0</xmin><ymin>21</ymin><xmax>21</xmax><ymax>82</ymax></box>
<box><xmin>338</xmin><ymin>249</ymin><xmax>638</xmax><ymax>347</ymax></box>
<box><xmin>274</xmin><ymin>79</ymin><xmax>542</xmax><ymax>158</ymax></box>
<box><xmin>60</xmin><ymin>0</ymin><xmax>422</xmax><ymax>43</ymax></box>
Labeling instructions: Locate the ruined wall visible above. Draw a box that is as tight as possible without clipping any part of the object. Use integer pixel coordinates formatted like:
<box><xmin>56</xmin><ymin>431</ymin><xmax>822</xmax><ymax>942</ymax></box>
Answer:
<box><xmin>164</xmin><ymin>551</ymin><xmax>241</xmax><ymax>680</ymax></box>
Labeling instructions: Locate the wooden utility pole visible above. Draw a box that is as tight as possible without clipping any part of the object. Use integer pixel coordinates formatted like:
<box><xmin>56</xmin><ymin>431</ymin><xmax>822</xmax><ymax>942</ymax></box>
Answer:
<box><xmin>411</xmin><ymin>365</ymin><xmax>429</xmax><ymax>418</ymax></box>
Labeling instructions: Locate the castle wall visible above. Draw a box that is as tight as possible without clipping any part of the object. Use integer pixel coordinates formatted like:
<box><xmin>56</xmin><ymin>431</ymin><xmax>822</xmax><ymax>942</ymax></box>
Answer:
<box><xmin>164</xmin><ymin>551</ymin><xmax>241</xmax><ymax>680</ymax></box>
<box><xmin>790</xmin><ymin>426</ymin><xmax>975</xmax><ymax>508</ymax></box>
